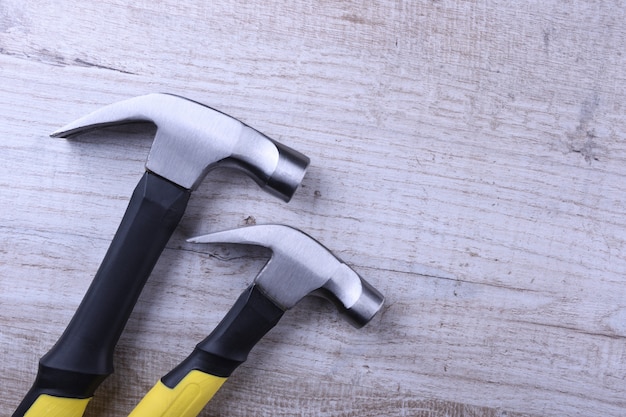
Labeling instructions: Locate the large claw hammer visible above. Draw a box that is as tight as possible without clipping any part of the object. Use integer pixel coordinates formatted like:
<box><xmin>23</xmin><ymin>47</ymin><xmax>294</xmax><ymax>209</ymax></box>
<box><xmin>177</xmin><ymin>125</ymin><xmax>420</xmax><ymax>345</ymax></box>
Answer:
<box><xmin>13</xmin><ymin>94</ymin><xmax>309</xmax><ymax>417</ymax></box>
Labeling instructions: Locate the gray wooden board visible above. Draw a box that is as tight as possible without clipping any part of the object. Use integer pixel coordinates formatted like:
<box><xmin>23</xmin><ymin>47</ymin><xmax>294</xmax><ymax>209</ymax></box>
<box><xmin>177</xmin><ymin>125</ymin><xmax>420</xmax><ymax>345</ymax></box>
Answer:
<box><xmin>1</xmin><ymin>1</ymin><xmax>625</xmax><ymax>416</ymax></box>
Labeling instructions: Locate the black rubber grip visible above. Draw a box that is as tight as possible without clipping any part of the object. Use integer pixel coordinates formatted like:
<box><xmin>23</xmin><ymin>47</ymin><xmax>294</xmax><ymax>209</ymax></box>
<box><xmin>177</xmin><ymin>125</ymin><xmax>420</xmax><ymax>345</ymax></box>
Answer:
<box><xmin>13</xmin><ymin>172</ymin><xmax>190</xmax><ymax>416</ymax></box>
<box><xmin>162</xmin><ymin>285</ymin><xmax>284</xmax><ymax>386</ymax></box>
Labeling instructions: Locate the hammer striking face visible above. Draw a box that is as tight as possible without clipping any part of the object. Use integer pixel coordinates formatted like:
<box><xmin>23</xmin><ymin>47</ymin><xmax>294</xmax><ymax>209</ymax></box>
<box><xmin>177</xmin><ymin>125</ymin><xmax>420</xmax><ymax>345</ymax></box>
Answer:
<box><xmin>14</xmin><ymin>95</ymin><xmax>309</xmax><ymax>417</ymax></box>
<box><xmin>127</xmin><ymin>224</ymin><xmax>384</xmax><ymax>417</ymax></box>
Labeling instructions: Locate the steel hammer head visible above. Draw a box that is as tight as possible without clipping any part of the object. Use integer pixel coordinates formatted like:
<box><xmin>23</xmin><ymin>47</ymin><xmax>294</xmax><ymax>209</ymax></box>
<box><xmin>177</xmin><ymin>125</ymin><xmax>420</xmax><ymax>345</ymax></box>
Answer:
<box><xmin>51</xmin><ymin>93</ymin><xmax>309</xmax><ymax>200</ymax></box>
<box><xmin>189</xmin><ymin>224</ymin><xmax>384</xmax><ymax>328</ymax></box>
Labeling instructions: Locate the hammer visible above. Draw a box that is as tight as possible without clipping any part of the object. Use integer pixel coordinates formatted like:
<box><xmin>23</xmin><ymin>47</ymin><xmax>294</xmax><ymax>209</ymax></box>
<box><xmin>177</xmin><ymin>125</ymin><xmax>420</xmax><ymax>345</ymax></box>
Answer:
<box><xmin>14</xmin><ymin>94</ymin><xmax>310</xmax><ymax>417</ymax></box>
<box><xmin>127</xmin><ymin>224</ymin><xmax>384</xmax><ymax>417</ymax></box>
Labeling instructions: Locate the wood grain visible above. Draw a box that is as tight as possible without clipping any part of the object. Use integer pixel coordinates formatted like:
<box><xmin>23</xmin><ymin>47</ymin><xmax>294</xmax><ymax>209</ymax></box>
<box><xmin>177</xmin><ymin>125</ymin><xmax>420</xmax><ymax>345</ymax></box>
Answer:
<box><xmin>1</xmin><ymin>1</ymin><xmax>625</xmax><ymax>416</ymax></box>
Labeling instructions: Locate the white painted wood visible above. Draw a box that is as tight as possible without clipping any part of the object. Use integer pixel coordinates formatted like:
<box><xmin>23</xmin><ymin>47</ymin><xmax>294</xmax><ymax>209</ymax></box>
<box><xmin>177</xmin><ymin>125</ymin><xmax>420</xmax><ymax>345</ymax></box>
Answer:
<box><xmin>1</xmin><ymin>1</ymin><xmax>625</xmax><ymax>416</ymax></box>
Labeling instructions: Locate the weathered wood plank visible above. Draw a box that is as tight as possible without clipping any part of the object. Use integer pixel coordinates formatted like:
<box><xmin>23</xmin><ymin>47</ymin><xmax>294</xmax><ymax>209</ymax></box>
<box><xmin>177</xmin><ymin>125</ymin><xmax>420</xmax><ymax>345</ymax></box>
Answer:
<box><xmin>1</xmin><ymin>1</ymin><xmax>625</xmax><ymax>416</ymax></box>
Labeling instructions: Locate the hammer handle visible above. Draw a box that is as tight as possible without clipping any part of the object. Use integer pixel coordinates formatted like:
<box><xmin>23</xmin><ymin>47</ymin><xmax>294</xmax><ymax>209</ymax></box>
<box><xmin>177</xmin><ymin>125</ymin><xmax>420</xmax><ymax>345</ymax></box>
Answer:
<box><xmin>13</xmin><ymin>172</ymin><xmax>191</xmax><ymax>417</ymax></box>
<box><xmin>128</xmin><ymin>285</ymin><xmax>284</xmax><ymax>417</ymax></box>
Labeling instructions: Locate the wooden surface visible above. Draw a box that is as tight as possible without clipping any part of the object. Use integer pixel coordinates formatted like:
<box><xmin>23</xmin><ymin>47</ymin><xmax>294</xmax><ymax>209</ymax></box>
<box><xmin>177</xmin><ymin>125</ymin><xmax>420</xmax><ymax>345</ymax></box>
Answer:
<box><xmin>1</xmin><ymin>1</ymin><xmax>625</xmax><ymax>416</ymax></box>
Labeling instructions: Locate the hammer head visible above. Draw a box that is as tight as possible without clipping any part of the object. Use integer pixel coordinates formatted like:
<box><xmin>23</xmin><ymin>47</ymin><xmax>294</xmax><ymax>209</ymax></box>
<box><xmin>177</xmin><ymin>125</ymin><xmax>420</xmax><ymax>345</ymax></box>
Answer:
<box><xmin>51</xmin><ymin>94</ymin><xmax>309</xmax><ymax>200</ymax></box>
<box><xmin>189</xmin><ymin>225</ymin><xmax>384</xmax><ymax>328</ymax></box>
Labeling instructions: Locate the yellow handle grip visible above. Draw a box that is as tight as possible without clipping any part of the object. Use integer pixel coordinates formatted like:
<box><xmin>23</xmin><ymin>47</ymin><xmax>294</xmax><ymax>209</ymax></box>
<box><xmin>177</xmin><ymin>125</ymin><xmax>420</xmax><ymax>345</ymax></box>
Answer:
<box><xmin>128</xmin><ymin>370</ymin><xmax>227</xmax><ymax>417</ymax></box>
<box><xmin>22</xmin><ymin>395</ymin><xmax>91</xmax><ymax>417</ymax></box>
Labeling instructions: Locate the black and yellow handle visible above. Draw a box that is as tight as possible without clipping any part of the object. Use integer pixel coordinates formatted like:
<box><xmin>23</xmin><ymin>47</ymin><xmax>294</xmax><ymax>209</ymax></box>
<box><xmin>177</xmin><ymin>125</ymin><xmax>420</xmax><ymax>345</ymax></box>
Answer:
<box><xmin>13</xmin><ymin>172</ymin><xmax>191</xmax><ymax>417</ymax></box>
<box><xmin>129</xmin><ymin>284</ymin><xmax>284</xmax><ymax>417</ymax></box>
<box><xmin>12</xmin><ymin>364</ymin><xmax>107</xmax><ymax>417</ymax></box>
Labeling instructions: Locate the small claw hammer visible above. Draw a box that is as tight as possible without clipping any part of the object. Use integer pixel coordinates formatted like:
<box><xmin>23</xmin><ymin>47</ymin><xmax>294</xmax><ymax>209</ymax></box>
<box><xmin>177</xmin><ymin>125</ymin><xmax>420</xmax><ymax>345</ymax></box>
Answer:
<box><xmin>129</xmin><ymin>224</ymin><xmax>384</xmax><ymax>417</ymax></box>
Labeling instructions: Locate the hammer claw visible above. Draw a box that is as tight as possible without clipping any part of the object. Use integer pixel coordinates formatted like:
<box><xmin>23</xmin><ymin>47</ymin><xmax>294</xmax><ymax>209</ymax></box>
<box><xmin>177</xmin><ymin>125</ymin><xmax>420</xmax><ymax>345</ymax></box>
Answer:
<box><xmin>50</xmin><ymin>94</ymin><xmax>162</xmax><ymax>138</ymax></box>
